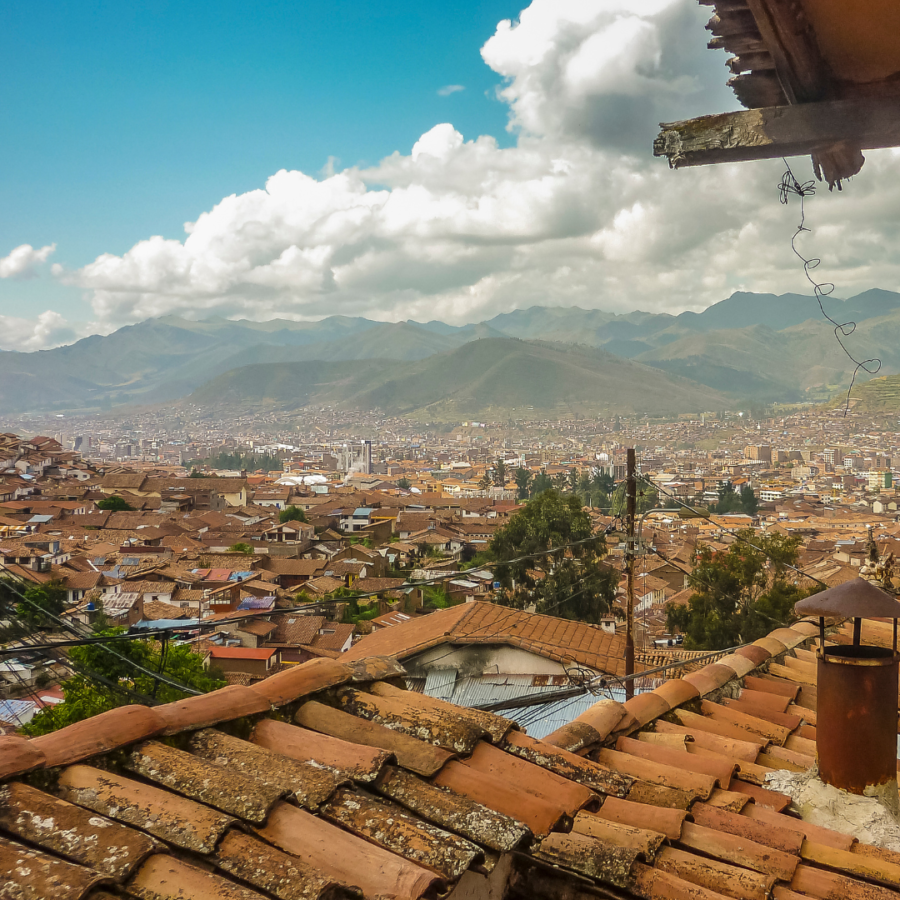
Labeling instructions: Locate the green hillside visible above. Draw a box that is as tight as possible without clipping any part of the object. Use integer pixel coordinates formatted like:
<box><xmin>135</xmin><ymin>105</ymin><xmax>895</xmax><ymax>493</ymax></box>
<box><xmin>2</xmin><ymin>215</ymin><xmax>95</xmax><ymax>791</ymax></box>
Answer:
<box><xmin>838</xmin><ymin>374</ymin><xmax>900</xmax><ymax>412</ymax></box>
<box><xmin>0</xmin><ymin>288</ymin><xmax>898</xmax><ymax>413</ymax></box>
<box><xmin>189</xmin><ymin>338</ymin><xmax>730</xmax><ymax>419</ymax></box>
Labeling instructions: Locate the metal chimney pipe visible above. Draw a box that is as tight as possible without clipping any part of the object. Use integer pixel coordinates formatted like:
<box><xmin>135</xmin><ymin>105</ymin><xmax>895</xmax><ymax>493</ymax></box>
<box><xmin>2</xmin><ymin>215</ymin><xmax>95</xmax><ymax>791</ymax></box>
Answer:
<box><xmin>795</xmin><ymin>578</ymin><xmax>900</xmax><ymax>797</ymax></box>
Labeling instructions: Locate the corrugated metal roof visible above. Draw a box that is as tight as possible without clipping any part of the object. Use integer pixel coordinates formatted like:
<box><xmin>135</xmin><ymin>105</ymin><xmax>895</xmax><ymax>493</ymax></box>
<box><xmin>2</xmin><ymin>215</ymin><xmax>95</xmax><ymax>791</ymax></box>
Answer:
<box><xmin>424</xmin><ymin>669</ymin><xmax>457</xmax><ymax>702</ymax></box>
<box><xmin>409</xmin><ymin>673</ymin><xmax>652</xmax><ymax>740</ymax></box>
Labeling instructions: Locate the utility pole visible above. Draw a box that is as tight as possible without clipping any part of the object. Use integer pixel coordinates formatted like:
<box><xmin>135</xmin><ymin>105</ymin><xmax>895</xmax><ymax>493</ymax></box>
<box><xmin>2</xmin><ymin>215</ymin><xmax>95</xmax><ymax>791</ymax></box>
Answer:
<box><xmin>624</xmin><ymin>448</ymin><xmax>636</xmax><ymax>700</ymax></box>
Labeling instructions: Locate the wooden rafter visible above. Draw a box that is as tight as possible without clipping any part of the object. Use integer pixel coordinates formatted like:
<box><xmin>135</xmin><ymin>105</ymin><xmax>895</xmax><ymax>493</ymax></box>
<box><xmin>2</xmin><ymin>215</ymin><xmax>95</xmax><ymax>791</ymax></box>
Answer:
<box><xmin>654</xmin><ymin>97</ymin><xmax>900</xmax><ymax>170</ymax></box>
<box><xmin>657</xmin><ymin>0</ymin><xmax>900</xmax><ymax>186</ymax></box>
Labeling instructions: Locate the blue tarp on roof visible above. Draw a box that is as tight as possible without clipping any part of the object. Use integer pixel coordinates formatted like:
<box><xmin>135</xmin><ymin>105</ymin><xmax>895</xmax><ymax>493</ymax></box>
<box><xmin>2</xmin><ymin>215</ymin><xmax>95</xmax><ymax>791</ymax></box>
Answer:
<box><xmin>237</xmin><ymin>596</ymin><xmax>275</xmax><ymax>610</ymax></box>
<box><xmin>0</xmin><ymin>699</ymin><xmax>35</xmax><ymax>725</ymax></box>
<box><xmin>228</xmin><ymin>571</ymin><xmax>255</xmax><ymax>582</ymax></box>
<box><xmin>131</xmin><ymin>619</ymin><xmax>200</xmax><ymax>630</ymax></box>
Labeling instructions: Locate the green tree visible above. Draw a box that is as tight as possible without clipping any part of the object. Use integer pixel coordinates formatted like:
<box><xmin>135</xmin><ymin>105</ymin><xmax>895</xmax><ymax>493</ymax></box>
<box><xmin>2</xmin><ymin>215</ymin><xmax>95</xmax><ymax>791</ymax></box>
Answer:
<box><xmin>279</xmin><ymin>505</ymin><xmax>307</xmax><ymax>524</ymax></box>
<box><xmin>478</xmin><ymin>472</ymin><xmax>492</xmax><ymax>491</ymax></box>
<box><xmin>0</xmin><ymin>579</ymin><xmax>67</xmax><ymax>631</ymax></box>
<box><xmin>514</xmin><ymin>467</ymin><xmax>532</xmax><ymax>500</ymax></box>
<box><xmin>576</xmin><ymin>473</ymin><xmax>593</xmax><ymax>506</ymax></box>
<box><xmin>711</xmin><ymin>482</ymin><xmax>742</xmax><ymax>514</ymax></box>
<box><xmin>530</xmin><ymin>469</ymin><xmax>553</xmax><ymax>496</ymax></box>
<box><xmin>493</xmin><ymin>459</ymin><xmax>507</xmax><ymax>488</ymax></box>
<box><xmin>96</xmin><ymin>495</ymin><xmax>134</xmax><ymax>511</ymax></box>
<box><xmin>490</xmin><ymin>490</ymin><xmax>617</xmax><ymax>624</ymax></box>
<box><xmin>567</xmin><ymin>468</ymin><xmax>578</xmax><ymax>492</ymax></box>
<box><xmin>23</xmin><ymin>625</ymin><xmax>226</xmax><ymax>735</ymax></box>
<box><xmin>740</xmin><ymin>485</ymin><xmax>759</xmax><ymax>516</ymax></box>
<box><xmin>666</xmin><ymin>530</ymin><xmax>816</xmax><ymax>649</ymax></box>
<box><xmin>397</xmin><ymin>477</ymin><xmax>412</xmax><ymax>490</ymax></box>
<box><xmin>227</xmin><ymin>542</ymin><xmax>254</xmax><ymax>554</ymax></box>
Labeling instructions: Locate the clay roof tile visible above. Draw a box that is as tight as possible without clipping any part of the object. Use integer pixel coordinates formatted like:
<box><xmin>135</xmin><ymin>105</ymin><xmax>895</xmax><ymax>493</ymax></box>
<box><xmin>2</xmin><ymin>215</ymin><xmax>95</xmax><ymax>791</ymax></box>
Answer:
<box><xmin>30</xmin><ymin>705</ymin><xmax>165</xmax><ymax>768</ymax></box>
<box><xmin>156</xmin><ymin>684</ymin><xmax>271</xmax><ymax>736</ymax></box>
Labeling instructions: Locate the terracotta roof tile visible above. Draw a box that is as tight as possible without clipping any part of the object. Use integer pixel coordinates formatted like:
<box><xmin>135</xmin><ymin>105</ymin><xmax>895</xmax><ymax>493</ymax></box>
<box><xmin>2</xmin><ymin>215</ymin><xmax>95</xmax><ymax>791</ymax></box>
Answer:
<box><xmin>129</xmin><ymin>853</ymin><xmax>267</xmax><ymax>900</ymax></box>
<box><xmin>651</xmin><ymin>678</ymin><xmax>701</xmax><ymax>709</ymax></box>
<box><xmin>369</xmin><ymin>680</ymin><xmax>515</xmax><ymax>744</ymax></box>
<box><xmin>124</xmin><ymin>740</ymin><xmax>285</xmax><ymax>824</ymax></box>
<box><xmin>573</xmin><ymin>811</ymin><xmax>665</xmax><ymax>859</ymax></box>
<box><xmin>655</xmin><ymin>846</ymin><xmax>775</xmax><ymax>900</ymax></box>
<box><xmin>623</xmin><ymin>692</ymin><xmax>673</xmax><ymax>727</ymax></box>
<box><xmin>320</xmin><ymin>785</ymin><xmax>483</xmax><ymax>880</ymax></box>
<box><xmin>0</xmin><ymin>735</ymin><xmax>47</xmax><ymax>780</ymax></box>
<box><xmin>678</xmin><ymin>821</ymin><xmax>799</xmax><ymax>880</ymax></box>
<box><xmin>257</xmin><ymin>801</ymin><xmax>440</xmax><ymax>899</ymax></box>
<box><xmin>57</xmin><ymin>765</ymin><xmax>235</xmax><ymax>854</ymax></box>
<box><xmin>734</xmin><ymin>644</ymin><xmax>774</xmax><ymax>666</ymax></box>
<box><xmin>295</xmin><ymin>700</ymin><xmax>453</xmax><ymax>776</ymax></box>
<box><xmin>433</xmin><ymin>758</ymin><xmax>569</xmax><ymax>837</ymax></box>
<box><xmin>593</xmin><ymin>795</ymin><xmax>688</xmax><ymax>841</ymax></box>
<box><xmin>188</xmin><ymin>729</ymin><xmax>347</xmax><ymax>811</ymax></box>
<box><xmin>0</xmin><ymin>833</ymin><xmax>108</xmax><ymax>900</ymax></box>
<box><xmin>463</xmin><ymin>740</ymin><xmax>598</xmax><ymax>816</ymax></box>
<box><xmin>156</xmin><ymin>684</ymin><xmax>271</xmax><ymax>735</ymax></box>
<box><xmin>30</xmin><ymin>705</ymin><xmax>165</xmax><ymax>768</ymax></box>
<box><xmin>593</xmin><ymin>748</ymin><xmax>716</xmax><ymax>801</ymax></box>
<box><xmin>503</xmin><ymin>730</ymin><xmax>632</xmax><ymax>796</ymax></box>
<box><xmin>615</xmin><ymin>737</ymin><xmax>737</xmax><ymax>790</ymax></box>
<box><xmin>335</xmin><ymin>686</ymin><xmax>487</xmax><ymax>755</ymax></box>
<box><xmin>250</xmin><ymin>718</ymin><xmax>391</xmax><ymax>783</ymax></box>
<box><xmin>0</xmin><ymin>782</ymin><xmax>160</xmax><ymax>881</ymax></box>
<box><xmin>692</xmin><ymin>803</ymin><xmax>804</xmax><ymax>854</ymax></box>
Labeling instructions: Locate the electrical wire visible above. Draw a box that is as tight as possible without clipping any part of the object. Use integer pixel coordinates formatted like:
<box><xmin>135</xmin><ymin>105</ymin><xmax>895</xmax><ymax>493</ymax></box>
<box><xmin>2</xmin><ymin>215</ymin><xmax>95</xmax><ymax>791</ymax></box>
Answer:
<box><xmin>0</xmin><ymin>574</ymin><xmax>204</xmax><ymax>696</ymax></box>
<box><xmin>637</xmin><ymin>474</ymin><xmax>827</xmax><ymax>588</ymax></box>
<box><xmin>779</xmin><ymin>161</ymin><xmax>881</xmax><ymax>417</ymax></box>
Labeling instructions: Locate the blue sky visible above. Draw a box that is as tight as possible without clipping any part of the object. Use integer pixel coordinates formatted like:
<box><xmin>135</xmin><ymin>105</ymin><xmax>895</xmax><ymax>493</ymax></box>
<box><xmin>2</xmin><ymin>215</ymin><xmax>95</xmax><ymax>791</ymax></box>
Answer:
<box><xmin>1</xmin><ymin>0</ymin><xmax>896</xmax><ymax>349</ymax></box>
<box><xmin>1</xmin><ymin>0</ymin><xmax>522</xmax><ymax>319</ymax></box>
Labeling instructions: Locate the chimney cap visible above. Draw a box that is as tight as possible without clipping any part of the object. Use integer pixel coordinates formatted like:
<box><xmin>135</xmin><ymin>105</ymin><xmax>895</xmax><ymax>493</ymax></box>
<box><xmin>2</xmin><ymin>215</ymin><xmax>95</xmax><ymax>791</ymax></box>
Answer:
<box><xmin>795</xmin><ymin>577</ymin><xmax>900</xmax><ymax>620</ymax></box>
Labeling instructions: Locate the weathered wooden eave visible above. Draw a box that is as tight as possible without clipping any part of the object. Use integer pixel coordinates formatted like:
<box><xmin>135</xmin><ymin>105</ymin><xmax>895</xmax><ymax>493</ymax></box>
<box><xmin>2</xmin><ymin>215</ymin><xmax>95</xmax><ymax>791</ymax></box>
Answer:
<box><xmin>662</xmin><ymin>0</ymin><xmax>900</xmax><ymax>186</ymax></box>
<box><xmin>654</xmin><ymin>97</ymin><xmax>900</xmax><ymax>185</ymax></box>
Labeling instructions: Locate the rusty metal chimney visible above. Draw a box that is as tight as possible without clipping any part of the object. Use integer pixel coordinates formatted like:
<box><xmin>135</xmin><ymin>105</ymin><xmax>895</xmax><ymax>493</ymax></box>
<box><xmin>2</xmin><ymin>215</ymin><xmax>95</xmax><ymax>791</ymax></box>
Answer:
<box><xmin>795</xmin><ymin>578</ymin><xmax>900</xmax><ymax>797</ymax></box>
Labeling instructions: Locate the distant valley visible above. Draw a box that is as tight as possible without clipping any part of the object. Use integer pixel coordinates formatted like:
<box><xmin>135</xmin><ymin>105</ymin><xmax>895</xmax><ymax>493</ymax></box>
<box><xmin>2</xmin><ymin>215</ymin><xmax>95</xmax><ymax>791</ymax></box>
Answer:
<box><xmin>1</xmin><ymin>288</ymin><xmax>898</xmax><ymax>418</ymax></box>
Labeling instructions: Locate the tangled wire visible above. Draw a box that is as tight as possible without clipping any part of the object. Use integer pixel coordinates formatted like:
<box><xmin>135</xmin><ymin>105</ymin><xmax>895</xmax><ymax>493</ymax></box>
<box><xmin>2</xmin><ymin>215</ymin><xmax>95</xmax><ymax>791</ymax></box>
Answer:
<box><xmin>779</xmin><ymin>161</ymin><xmax>881</xmax><ymax>416</ymax></box>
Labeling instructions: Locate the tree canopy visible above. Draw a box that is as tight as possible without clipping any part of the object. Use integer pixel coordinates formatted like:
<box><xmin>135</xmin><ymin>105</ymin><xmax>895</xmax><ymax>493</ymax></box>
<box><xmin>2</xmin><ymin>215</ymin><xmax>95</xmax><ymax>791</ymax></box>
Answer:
<box><xmin>23</xmin><ymin>625</ymin><xmax>226</xmax><ymax>735</ymax></box>
<box><xmin>710</xmin><ymin>482</ymin><xmax>759</xmax><ymax>516</ymax></box>
<box><xmin>514</xmin><ymin>467</ymin><xmax>532</xmax><ymax>500</ymax></box>
<box><xmin>666</xmin><ymin>529</ymin><xmax>817</xmax><ymax>649</ymax></box>
<box><xmin>227</xmin><ymin>542</ymin><xmax>254</xmax><ymax>554</ymax></box>
<box><xmin>490</xmin><ymin>490</ymin><xmax>617</xmax><ymax>624</ymax></box>
<box><xmin>397</xmin><ymin>477</ymin><xmax>412</xmax><ymax>490</ymax></box>
<box><xmin>279</xmin><ymin>505</ymin><xmax>307</xmax><ymax>524</ymax></box>
<box><xmin>96</xmin><ymin>495</ymin><xmax>134</xmax><ymax>511</ymax></box>
<box><xmin>190</xmin><ymin>449</ymin><xmax>282</xmax><ymax>472</ymax></box>
<box><xmin>0</xmin><ymin>579</ymin><xmax>67</xmax><ymax>634</ymax></box>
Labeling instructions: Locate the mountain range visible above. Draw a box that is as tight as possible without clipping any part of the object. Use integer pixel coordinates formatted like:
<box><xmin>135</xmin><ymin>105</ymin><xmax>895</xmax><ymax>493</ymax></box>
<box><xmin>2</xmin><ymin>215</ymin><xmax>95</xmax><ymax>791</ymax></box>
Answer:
<box><xmin>1</xmin><ymin>287</ymin><xmax>898</xmax><ymax>417</ymax></box>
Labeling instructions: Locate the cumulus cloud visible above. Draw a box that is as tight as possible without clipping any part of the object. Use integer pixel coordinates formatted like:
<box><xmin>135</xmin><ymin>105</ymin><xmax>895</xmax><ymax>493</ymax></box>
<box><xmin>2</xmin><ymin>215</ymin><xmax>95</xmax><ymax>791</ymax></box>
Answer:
<box><xmin>49</xmin><ymin>0</ymin><xmax>900</xmax><ymax>334</ymax></box>
<box><xmin>0</xmin><ymin>310</ymin><xmax>94</xmax><ymax>351</ymax></box>
<box><xmin>0</xmin><ymin>243</ymin><xmax>56</xmax><ymax>279</ymax></box>
<box><xmin>437</xmin><ymin>84</ymin><xmax>465</xmax><ymax>96</ymax></box>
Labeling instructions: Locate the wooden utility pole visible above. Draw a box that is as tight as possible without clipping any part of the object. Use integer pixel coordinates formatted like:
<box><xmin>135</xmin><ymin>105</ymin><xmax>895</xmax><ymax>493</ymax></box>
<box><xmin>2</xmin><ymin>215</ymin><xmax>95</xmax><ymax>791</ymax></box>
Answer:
<box><xmin>624</xmin><ymin>448</ymin><xmax>636</xmax><ymax>700</ymax></box>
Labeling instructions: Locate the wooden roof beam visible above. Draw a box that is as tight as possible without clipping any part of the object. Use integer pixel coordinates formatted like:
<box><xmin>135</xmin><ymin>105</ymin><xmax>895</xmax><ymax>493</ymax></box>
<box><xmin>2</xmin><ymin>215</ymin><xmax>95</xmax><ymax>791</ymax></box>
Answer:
<box><xmin>654</xmin><ymin>97</ymin><xmax>900</xmax><ymax>186</ymax></box>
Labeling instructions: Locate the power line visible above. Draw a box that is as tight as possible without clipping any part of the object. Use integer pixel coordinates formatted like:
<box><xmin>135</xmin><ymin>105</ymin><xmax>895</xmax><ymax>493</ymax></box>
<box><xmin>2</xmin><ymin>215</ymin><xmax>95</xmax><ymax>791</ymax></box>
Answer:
<box><xmin>1</xmin><ymin>575</ymin><xmax>204</xmax><ymax>696</ymax></box>
<box><xmin>779</xmin><ymin>161</ymin><xmax>881</xmax><ymax>417</ymax></box>
<box><xmin>636</xmin><ymin>474</ymin><xmax>827</xmax><ymax>588</ymax></box>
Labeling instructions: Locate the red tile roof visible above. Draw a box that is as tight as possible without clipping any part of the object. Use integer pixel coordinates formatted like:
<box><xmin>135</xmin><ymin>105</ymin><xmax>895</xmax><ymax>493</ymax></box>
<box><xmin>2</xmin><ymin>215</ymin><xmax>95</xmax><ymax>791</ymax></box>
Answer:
<box><xmin>208</xmin><ymin>647</ymin><xmax>276</xmax><ymax>660</ymax></box>
<box><xmin>343</xmin><ymin>601</ymin><xmax>634</xmax><ymax>676</ymax></box>
<box><xmin>1</xmin><ymin>615</ymin><xmax>896</xmax><ymax>900</ymax></box>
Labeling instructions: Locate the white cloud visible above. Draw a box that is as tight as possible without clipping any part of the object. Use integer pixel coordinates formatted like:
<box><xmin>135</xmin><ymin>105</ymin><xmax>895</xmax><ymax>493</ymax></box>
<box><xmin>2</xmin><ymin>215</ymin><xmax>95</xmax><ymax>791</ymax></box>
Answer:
<box><xmin>46</xmin><ymin>0</ymin><xmax>900</xmax><ymax>337</ymax></box>
<box><xmin>437</xmin><ymin>84</ymin><xmax>465</xmax><ymax>96</ymax></box>
<box><xmin>0</xmin><ymin>243</ymin><xmax>56</xmax><ymax>279</ymax></box>
<box><xmin>0</xmin><ymin>310</ymin><xmax>95</xmax><ymax>351</ymax></box>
